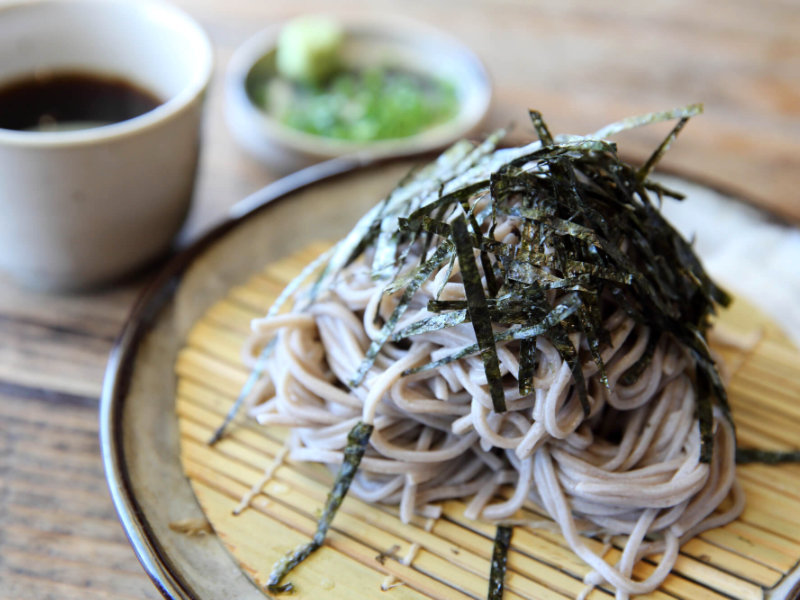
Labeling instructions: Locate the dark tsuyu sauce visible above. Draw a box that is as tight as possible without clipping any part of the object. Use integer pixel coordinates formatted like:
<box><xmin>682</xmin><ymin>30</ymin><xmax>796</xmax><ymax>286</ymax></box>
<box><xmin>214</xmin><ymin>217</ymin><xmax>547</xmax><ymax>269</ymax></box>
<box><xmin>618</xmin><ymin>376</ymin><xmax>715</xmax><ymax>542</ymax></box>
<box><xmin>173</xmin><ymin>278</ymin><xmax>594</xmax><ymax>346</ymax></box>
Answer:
<box><xmin>0</xmin><ymin>71</ymin><xmax>162</xmax><ymax>132</ymax></box>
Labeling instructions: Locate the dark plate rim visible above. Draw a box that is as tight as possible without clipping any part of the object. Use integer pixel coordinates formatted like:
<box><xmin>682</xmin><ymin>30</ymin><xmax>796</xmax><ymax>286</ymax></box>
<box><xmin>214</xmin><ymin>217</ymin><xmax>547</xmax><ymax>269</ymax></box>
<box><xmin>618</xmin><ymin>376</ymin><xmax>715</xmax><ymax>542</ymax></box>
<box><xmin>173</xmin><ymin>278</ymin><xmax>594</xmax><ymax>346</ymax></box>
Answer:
<box><xmin>98</xmin><ymin>150</ymin><xmax>790</xmax><ymax>600</ymax></box>
<box><xmin>99</xmin><ymin>154</ymin><xmax>379</xmax><ymax>599</ymax></box>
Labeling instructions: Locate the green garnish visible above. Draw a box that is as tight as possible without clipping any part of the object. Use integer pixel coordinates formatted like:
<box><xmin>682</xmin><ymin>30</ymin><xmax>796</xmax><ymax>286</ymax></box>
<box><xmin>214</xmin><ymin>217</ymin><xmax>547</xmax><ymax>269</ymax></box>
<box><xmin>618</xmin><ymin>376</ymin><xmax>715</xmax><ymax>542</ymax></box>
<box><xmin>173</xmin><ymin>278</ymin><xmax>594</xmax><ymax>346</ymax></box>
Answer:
<box><xmin>266</xmin><ymin>421</ymin><xmax>374</xmax><ymax>593</ymax></box>
<box><xmin>264</xmin><ymin>66</ymin><xmax>458</xmax><ymax>142</ymax></box>
<box><xmin>275</xmin><ymin>16</ymin><xmax>344</xmax><ymax>86</ymax></box>
<box><xmin>488</xmin><ymin>525</ymin><xmax>513</xmax><ymax>600</ymax></box>
<box><xmin>249</xmin><ymin>16</ymin><xmax>461</xmax><ymax>142</ymax></box>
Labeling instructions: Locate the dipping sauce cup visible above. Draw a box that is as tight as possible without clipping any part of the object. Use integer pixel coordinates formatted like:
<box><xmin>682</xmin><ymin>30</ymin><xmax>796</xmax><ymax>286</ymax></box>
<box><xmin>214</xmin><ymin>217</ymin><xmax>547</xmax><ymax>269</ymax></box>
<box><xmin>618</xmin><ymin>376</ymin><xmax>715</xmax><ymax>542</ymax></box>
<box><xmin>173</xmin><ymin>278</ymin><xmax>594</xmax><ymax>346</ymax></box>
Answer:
<box><xmin>0</xmin><ymin>0</ymin><xmax>213</xmax><ymax>291</ymax></box>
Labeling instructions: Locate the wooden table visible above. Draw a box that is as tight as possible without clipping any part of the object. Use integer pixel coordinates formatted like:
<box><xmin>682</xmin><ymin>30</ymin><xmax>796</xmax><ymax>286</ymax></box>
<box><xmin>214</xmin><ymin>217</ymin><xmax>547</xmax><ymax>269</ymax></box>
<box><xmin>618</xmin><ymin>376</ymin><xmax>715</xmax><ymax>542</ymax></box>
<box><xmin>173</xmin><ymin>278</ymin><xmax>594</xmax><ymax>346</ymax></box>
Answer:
<box><xmin>1</xmin><ymin>1</ymin><xmax>798</xmax><ymax>598</ymax></box>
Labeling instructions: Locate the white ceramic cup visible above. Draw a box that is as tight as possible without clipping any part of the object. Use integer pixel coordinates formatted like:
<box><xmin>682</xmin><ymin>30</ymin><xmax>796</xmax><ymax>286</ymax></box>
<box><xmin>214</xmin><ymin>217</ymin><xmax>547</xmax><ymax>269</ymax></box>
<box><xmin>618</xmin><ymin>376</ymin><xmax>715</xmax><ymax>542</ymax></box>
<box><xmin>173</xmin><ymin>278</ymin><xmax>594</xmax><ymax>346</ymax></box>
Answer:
<box><xmin>0</xmin><ymin>0</ymin><xmax>213</xmax><ymax>291</ymax></box>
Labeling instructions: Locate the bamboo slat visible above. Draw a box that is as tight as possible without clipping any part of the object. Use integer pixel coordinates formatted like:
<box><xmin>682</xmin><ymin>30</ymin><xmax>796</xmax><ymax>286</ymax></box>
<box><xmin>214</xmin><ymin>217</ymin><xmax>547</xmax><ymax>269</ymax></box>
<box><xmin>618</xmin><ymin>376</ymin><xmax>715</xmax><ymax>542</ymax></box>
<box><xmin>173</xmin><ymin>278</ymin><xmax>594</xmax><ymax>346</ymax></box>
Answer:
<box><xmin>175</xmin><ymin>247</ymin><xmax>800</xmax><ymax>600</ymax></box>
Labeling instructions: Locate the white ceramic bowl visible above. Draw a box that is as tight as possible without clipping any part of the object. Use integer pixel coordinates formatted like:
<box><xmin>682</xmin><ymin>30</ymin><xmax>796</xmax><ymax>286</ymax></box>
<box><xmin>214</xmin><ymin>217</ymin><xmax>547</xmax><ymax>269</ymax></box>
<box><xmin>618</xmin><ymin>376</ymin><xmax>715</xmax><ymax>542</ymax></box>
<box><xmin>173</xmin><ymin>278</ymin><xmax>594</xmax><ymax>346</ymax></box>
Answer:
<box><xmin>225</xmin><ymin>16</ymin><xmax>492</xmax><ymax>173</ymax></box>
<box><xmin>0</xmin><ymin>0</ymin><xmax>212</xmax><ymax>291</ymax></box>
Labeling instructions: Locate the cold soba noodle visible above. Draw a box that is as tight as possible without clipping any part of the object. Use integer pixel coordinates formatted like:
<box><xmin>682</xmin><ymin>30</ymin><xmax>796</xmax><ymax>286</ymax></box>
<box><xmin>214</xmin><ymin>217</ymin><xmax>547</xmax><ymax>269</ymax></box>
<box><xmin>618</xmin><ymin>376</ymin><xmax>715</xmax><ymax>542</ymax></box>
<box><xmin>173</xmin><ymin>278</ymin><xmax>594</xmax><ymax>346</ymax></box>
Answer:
<box><xmin>236</xmin><ymin>107</ymin><xmax>741</xmax><ymax>598</ymax></box>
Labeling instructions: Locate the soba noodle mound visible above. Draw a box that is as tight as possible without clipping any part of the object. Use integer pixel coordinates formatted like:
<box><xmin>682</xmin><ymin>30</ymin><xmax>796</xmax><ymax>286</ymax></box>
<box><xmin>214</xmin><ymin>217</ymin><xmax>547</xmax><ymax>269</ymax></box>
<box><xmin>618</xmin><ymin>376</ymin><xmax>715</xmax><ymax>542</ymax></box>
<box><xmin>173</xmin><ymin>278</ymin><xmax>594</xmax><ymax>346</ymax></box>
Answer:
<box><xmin>240</xmin><ymin>107</ymin><xmax>741</xmax><ymax>598</ymax></box>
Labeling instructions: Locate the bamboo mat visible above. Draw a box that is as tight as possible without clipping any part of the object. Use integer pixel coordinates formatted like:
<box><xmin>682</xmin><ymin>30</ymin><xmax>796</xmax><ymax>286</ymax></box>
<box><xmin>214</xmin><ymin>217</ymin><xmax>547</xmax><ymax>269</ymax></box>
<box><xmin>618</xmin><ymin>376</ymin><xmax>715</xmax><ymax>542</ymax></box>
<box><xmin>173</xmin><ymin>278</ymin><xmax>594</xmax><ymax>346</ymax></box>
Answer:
<box><xmin>175</xmin><ymin>242</ymin><xmax>800</xmax><ymax>600</ymax></box>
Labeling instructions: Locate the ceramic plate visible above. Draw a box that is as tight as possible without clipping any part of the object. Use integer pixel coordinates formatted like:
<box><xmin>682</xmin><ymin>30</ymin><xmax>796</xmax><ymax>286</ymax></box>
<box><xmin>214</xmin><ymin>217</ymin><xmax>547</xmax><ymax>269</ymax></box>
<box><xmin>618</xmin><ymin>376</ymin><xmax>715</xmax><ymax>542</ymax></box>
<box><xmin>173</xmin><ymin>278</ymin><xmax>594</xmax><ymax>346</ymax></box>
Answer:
<box><xmin>100</xmin><ymin>157</ymin><xmax>800</xmax><ymax>600</ymax></box>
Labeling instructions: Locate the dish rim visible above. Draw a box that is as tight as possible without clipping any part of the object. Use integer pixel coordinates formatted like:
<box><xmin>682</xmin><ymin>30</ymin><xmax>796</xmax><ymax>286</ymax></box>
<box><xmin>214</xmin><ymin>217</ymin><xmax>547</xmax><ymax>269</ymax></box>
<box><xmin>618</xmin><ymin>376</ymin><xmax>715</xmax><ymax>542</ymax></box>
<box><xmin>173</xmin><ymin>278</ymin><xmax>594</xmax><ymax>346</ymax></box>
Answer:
<box><xmin>98</xmin><ymin>152</ymin><xmax>792</xmax><ymax>600</ymax></box>
<box><xmin>224</xmin><ymin>14</ymin><xmax>492</xmax><ymax>167</ymax></box>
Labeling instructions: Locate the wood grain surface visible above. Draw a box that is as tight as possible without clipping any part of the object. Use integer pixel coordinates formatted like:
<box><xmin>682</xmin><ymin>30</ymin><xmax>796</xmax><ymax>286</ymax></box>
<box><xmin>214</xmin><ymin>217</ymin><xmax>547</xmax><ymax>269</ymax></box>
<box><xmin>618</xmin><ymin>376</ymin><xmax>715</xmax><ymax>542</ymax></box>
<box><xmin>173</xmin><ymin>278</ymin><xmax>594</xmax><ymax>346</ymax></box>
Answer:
<box><xmin>0</xmin><ymin>0</ymin><xmax>798</xmax><ymax>598</ymax></box>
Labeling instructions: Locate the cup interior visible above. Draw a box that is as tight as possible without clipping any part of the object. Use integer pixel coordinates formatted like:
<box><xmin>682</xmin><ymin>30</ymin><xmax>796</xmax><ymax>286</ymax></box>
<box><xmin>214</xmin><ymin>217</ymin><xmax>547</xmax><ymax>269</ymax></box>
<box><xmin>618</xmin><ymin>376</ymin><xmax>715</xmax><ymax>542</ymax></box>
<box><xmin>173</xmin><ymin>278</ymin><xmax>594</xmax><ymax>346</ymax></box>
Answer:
<box><xmin>0</xmin><ymin>0</ymin><xmax>212</xmax><ymax>125</ymax></box>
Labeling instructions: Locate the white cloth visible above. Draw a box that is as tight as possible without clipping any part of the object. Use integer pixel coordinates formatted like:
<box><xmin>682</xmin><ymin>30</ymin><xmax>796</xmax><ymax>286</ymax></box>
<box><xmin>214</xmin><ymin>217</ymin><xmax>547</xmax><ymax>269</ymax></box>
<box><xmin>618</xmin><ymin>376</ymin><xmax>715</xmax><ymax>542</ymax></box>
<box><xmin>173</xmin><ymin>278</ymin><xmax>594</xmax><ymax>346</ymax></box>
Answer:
<box><xmin>658</xmin><ymin>175</ymin><xmax>800</xmax><ymax>348</ymax></box>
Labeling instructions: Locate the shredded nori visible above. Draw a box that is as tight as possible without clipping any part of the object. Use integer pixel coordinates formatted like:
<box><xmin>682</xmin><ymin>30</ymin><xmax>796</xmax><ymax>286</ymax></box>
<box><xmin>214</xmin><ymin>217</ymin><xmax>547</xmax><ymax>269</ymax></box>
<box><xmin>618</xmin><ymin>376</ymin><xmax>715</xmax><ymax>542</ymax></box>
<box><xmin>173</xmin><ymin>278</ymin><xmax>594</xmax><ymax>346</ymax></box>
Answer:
<box><xmin>735</xmin><ymin>449</ymin><xmax>800</xmax><ymax>464</ymax></box>
<box><xmin>266</xmin><ymin>421</ymin><xmax>374</xmax><ymax>593</ymax></box>
<box><xmin>518</xmin><ymin>339</ymin><xmax>537</xmax><ymax>396</ymax></box>
<box><xmin>452</xmin><ymin>215</ymin><xmax>507</xmax><ymax>413</ymax></box>
<box><xmin>488</xmin><ymin>525</ymin><xmax>513</xmax><ymax>600</ymax></box>
<box><xmin>695</xmin><ymin>365</ymin><xmax>715</xmax><ymax>463</ymax></box>
<box><xmin>208</xmin><ymin>341</ymin><xmax>274</xmax><ymax>445</ymax></box>
<box><xmin>358</xmin><ymin>106</ymin><xmax>730</xmax><ymax>462</ymax></box>
<box><xmin>619</xmin><ymin>333</ymin><xmax>659</xmax><ymax>386</ymax></box>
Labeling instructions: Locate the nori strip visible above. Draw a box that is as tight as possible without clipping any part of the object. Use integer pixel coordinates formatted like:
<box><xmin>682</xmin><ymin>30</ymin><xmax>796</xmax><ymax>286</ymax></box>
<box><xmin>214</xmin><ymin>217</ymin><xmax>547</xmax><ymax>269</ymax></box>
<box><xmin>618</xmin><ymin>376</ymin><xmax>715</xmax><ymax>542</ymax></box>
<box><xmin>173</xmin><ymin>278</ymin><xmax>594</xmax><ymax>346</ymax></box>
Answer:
<box><xmin>529</xmin><ymin>110</ymin><xmax>554</xmax><ymax>146</ymax></box>
<box><xmin>577</xmin><ymin>303</ymin><xmax>610</xmax><ymax>389</ymax></box>
<box><xmin>405</xmin><ymin>180</ymin><xmax>490</xmax><ymax>225</ymax></box>
<box><xmin>209</xmin><ymin>244</ymin><xmax>338</xmax><ymax>444</ymax></box>
<box><xmin>421</xmin><ymin>202</ymin><xmax>452</xmax><ymax>260</ymax></box>
<box><xmin>392</xmin><ymin>309</ymin><xmax>468</xmax><ymax>341</ymax></box>
<box><xmin>452</xmin><ymin>215</ymin><xmax>506</xmax><ymax>413</ymax></box>
<box><xmin>427</xmin><ymin>299</ymin><xmax>469</xmax><ymax>312</ymax></box>
<box><xmin>619</xmin><ymin>331</ymin><xmax>659</xmax><ymax>386</ymax></box>
<box><xmin>266</xmin><ymin>421</ymin><xmax>374</xmax><ymax>593</ymax></box>
<box><xmin>480</xmin><ymin>247</ymin><xmax>500</xmax><ymax>299</ymax></box>
<box><xmin>696</xmin><ymin>367</ymin><xmax>714</xmax><ymax>464</ymax></box>
<box><xmin>487</xmin><ymin>525</ymin><xmax>513</xmax><ymax>600</ymax></box>
<box><xmin>398</xmin><ymin>214</ymin><xmax>452</xmax><ymax>241</ymax></box>
<box><xmin>350</xmin><ymin>242</ymin><xmax>452</xmax><ymax>387</ymax></box>
<box><xmin>403</xmin><ymin>293</ymin><xmax>582</xmax><ymax>376</ymax></box>
<box><xmin>518</xmin><ymin>339</ymin><xmax>537</xmax><ymax>395</ymax></box>
<box><xmin>735</xmin><ymin>449</ymin><xmax>800</xmax><ymax>464</ymax></box>
<box><xmin>637</xmin><ymin>117</ymin><xmax>690</xmax><ymax>181</ymax></box>
<box><xmin>592</xmin><ymin>103</ymin><xmax>703</xmax><ymax>139</ymax></box>
<box><xmin>434</xmin><ymin>250</ymin><xmax>457</xmax><ymax>301</ymax></box>
<box><xmin>550</xmin><ymin>325</ymin><xmax>591</xmax><ymax>416</ymax></box>
<box><xmin>208</xmin><ymin>340</ymin><xmax>274</xmax><ymax>445</ymax></box>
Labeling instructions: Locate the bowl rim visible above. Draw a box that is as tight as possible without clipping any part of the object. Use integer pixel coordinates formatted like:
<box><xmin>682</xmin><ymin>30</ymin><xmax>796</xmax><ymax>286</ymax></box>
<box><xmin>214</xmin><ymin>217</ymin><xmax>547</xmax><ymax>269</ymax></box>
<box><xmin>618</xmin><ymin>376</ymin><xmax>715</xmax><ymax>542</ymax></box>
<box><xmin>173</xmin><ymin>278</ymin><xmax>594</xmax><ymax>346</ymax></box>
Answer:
<box><xmin>224</xmin><ymin>14</ymin><xmax>492</xmax><ymax>161</ymax></box>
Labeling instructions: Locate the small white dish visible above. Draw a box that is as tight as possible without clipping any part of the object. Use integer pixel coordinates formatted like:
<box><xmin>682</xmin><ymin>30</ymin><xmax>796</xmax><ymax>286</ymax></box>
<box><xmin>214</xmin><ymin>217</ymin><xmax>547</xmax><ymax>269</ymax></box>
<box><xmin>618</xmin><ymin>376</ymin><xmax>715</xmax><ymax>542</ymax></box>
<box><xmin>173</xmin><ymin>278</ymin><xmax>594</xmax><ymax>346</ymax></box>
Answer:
<box><xmin>225</xmin><ymin>15</ymin><xmax>492</xmax><ymax>173</ymax></box>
